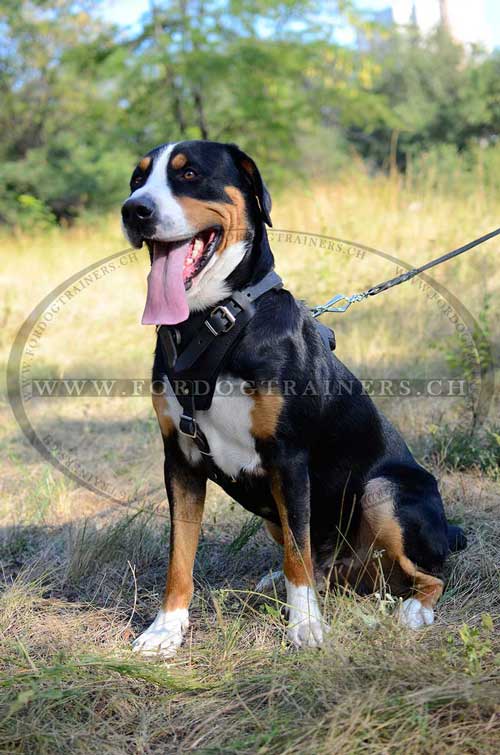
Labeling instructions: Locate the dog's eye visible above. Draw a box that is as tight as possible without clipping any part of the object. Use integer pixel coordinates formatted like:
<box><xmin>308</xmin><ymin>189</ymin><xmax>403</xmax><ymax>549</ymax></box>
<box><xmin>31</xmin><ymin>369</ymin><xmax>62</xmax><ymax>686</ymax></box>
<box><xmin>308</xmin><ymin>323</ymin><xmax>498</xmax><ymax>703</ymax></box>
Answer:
<box><xmin>131</xmin><ymin>176</ymin><xmax>143</xmax><ymax>189</ymax></box>
<box><xmin>182</xmin><ymin>168</ymin><xmax>198</xmax><ymax>180</ymax></box>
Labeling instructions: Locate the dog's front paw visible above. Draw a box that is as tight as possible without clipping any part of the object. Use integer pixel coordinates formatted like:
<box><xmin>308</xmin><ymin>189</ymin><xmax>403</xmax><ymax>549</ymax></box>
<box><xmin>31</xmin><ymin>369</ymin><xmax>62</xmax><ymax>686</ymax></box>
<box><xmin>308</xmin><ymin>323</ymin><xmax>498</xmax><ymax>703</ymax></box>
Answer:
<box><xmin>397</xmin><ymin>598</ymin><xmax>434</xmax><ymax>629</ymax></box>
<box><xmin>286</xmin><ymin>582</ymin><xmax>328</xmax><ymax>648</ymax></box>
<box><xmin>132</xmin><ymin>608</ymin><xmax>189</xmax><ymax>656</ymax></box>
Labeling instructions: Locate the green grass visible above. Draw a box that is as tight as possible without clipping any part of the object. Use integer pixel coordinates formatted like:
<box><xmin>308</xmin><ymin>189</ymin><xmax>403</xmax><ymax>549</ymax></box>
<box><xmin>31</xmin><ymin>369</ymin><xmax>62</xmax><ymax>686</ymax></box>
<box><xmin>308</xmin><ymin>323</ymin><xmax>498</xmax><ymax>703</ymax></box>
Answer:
<box><xmin>0</xmin><ymin>170</ymin><xmax>499</xmax><ymax>753</ymax></box>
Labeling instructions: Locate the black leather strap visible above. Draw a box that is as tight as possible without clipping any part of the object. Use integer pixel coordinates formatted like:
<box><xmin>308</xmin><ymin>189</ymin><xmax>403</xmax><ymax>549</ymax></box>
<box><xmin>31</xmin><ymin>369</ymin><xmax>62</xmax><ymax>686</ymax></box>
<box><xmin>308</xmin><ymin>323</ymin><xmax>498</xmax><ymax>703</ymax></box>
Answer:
<box><xmin>157</xmin><ymin>270</ymin><xmax>283</xmax><ymax>461</ymax></box>
<box><xmin>158</xmin><ymin>325</ymin><xmax>178</xmax><ymax>368</ymax></box>
<box><xmin>173</xmin><ymin>271</ymin><xmax>282</xmax><ymax>373</ymax></box>
<box><xmin>178</xmin><ymin>396</ymin><xmax>211</xmax><ymax>455</ymax></box>
<box><xmin>316</xmin><ymin>321</ymin><xmax>336</xmax><ymax>352</ymax></box>
<box><xmin>156</xmin><ymin>270</ymin><xmax>334</xmax><ymax>463</ymax></box>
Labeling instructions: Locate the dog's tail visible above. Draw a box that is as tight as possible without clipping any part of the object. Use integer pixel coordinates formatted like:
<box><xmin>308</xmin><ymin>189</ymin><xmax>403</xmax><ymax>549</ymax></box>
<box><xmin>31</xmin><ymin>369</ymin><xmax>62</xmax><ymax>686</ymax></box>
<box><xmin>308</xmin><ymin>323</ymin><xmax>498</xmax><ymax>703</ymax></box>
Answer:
<box><xmin>447</xmin><ymin>524</ymin><xmax>467</xmax><ymax>552</ymax></box>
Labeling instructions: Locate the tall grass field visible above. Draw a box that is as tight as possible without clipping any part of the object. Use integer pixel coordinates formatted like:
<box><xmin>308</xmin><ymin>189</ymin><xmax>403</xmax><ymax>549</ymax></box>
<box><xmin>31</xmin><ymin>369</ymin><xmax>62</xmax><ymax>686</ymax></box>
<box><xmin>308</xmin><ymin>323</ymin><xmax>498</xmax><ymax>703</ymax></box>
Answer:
<box><xmin>0</xmin><ymin>169</ymin><xmax>499</xmax><ymax>753</ymax></box>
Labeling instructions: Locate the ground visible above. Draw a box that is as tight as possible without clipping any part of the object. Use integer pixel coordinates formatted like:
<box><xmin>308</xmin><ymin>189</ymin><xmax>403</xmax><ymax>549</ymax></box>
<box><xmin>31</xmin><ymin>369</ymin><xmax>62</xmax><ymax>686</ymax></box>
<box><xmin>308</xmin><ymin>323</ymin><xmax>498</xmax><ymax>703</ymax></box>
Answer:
<box><xmin>0</xmin><ymin>173</ymin><xmax>498</xmax><ymax>753</ymax></box>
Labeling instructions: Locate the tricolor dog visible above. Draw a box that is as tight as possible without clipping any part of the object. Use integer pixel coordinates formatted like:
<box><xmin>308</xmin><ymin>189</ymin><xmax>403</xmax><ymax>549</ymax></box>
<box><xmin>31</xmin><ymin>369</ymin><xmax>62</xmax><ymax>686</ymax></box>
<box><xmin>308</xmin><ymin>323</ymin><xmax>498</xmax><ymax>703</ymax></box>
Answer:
<box><xmin>121</xmin><ymin>140</ymin><xmax>466</xmax><ymax>655</ymax></box>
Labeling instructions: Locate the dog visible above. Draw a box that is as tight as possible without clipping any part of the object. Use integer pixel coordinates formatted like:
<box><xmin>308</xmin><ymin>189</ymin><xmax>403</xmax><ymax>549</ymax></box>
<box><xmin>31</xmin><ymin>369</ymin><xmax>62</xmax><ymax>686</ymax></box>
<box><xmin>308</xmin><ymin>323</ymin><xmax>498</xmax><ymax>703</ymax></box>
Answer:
<box><xmin>121</xmin><ymin>140</ymin><xmax>466</xmax><ymax>655</ymax></box>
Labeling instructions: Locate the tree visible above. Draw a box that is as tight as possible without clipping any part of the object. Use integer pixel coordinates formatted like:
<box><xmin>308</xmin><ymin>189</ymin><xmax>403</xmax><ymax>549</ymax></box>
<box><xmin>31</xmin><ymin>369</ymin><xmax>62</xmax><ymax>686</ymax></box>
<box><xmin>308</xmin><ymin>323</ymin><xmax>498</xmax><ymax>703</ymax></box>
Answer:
<box><xmin>1</xmin><ymin>1</ymin><xmax>499</xmax><ymax>226</ymax></box>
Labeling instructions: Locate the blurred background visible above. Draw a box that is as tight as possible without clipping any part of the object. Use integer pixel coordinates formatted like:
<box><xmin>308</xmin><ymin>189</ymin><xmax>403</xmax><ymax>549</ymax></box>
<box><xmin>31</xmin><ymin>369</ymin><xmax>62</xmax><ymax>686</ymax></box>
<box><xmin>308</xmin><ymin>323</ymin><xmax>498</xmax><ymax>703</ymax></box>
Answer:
<box><xmin>1</xmin><ymin>0</ymin><xmax>500</xmax><ymax>228</ymax></box>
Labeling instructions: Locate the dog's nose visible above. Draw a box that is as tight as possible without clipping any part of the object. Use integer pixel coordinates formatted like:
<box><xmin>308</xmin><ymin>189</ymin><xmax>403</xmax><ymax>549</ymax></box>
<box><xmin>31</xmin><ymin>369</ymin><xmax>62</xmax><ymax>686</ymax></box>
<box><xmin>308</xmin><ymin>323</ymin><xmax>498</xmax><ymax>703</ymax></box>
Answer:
<box><xmin>121</xmin><ymin>195</ymin><xmax>156</xmax><ymax>224</ymax></box>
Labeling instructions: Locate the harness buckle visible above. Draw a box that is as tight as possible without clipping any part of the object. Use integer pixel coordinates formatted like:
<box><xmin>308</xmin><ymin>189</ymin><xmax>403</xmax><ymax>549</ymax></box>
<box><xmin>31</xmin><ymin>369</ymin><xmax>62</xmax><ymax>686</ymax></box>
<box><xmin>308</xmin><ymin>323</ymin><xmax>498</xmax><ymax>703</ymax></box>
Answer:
<box><xmin>179</xmin><ymin>414</ymin><xmax>198</xmax><ymax>438</ymax></box>
<box><xmin>205</xmin><ymin>305</ymin><xmax>236</xmax><ymax>336</ymax></box>
<box><xmin>179</xmin><ymin>414</ymin><xmax>212</xmax><ymax>456</ymax></box>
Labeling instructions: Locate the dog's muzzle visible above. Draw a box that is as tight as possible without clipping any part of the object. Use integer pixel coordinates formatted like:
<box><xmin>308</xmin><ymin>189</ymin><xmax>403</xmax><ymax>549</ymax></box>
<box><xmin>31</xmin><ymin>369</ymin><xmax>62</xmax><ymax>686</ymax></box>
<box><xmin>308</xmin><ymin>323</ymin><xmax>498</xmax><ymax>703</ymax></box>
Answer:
<box><xmin>121</xmin><ymin>194</ymin><xmax>157</xmax><ymax>240</ymax></box>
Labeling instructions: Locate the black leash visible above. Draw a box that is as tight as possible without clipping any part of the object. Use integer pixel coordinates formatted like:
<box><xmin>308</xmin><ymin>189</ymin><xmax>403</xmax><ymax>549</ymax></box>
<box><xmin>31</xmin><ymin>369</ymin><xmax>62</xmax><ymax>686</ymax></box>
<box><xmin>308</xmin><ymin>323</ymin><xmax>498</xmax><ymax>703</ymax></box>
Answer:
<box><xmin>311</xmin><ymin>226</ymin><xmax>500</xmax><ymax>317</ymax></box>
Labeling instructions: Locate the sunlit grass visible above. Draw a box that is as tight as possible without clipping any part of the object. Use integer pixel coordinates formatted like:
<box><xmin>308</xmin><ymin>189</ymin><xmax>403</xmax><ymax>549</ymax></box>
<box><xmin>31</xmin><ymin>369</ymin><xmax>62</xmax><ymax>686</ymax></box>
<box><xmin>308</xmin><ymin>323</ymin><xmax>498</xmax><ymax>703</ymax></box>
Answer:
<box><xmin>0</xmin><ymin>171</ymin><xmax>498</xmax><ymax>753</ymax></box>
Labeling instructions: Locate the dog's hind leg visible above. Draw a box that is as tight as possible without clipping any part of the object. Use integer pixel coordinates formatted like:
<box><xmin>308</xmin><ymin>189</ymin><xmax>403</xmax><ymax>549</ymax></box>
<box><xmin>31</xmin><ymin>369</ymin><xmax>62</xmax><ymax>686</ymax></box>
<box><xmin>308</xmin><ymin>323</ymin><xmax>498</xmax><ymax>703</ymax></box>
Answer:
<box><xmin>359</xmin><ymin>475</ymin><xmax>447</xmax><ymax>629</ymax></box>
<box><xmin>271</xmin><ymin>459</ymin><xmax>327</xmax><ymax>648</ymax></box>
<box><xmin>264</xmin><ymin>519</ymin><xmax>284</xmax><ymax>546</ymax></box>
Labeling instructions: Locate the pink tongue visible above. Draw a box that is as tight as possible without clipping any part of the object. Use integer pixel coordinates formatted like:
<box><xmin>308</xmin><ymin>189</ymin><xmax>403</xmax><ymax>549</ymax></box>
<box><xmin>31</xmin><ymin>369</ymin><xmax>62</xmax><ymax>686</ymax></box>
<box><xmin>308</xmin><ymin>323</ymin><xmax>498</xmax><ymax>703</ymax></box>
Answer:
<box><xmin>141</xmin><ymin>242</ymin><xmax>190</xmax><ymax>325</ymax></box>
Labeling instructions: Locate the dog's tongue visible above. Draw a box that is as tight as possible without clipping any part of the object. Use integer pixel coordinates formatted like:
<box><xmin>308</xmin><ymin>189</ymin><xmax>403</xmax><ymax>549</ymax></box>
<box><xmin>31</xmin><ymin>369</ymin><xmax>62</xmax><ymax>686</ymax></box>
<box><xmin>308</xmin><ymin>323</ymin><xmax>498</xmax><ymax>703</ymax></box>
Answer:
<box><xmin>141</xmin><ymin>241</ymin><xmax>190</xmax><ymax>325</ymax></box>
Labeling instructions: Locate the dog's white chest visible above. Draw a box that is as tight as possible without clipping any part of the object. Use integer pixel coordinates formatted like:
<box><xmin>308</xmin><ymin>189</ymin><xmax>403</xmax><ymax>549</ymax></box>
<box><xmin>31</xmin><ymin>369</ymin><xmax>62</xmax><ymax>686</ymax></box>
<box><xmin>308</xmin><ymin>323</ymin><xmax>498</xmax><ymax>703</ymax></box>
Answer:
<box><xmin>162</xmin><ymin>376</ymin><xmax>264</xmax><ymax>479</ymax></box>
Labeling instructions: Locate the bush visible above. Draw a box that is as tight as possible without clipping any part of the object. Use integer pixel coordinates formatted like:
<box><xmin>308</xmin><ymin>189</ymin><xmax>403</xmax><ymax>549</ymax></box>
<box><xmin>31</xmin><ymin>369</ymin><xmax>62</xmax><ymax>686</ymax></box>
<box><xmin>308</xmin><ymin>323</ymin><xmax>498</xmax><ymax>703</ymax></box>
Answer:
<box><xmin>408</xmin><ymin>142</ymin><xmax>500</xmax><ymax>197</ymax></box>
<box><xmin>15</xmin><ymin>194</ymin><xmax>57</xmax><ymax>232</ymax></box>
<box><xmin>0</xmin><ymin>140</ymin><xmax>135</xmax><ymax>225</ymax></box>
<box><xmin>427</xmin><ymin>423</ymin><xmax>500</xmax><ymax>477</ymax></box>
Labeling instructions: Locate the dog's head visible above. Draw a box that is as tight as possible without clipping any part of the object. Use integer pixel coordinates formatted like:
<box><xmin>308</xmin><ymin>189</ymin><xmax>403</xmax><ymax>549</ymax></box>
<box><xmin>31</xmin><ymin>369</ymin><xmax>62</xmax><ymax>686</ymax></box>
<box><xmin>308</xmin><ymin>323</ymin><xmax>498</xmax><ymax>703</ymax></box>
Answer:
<box><xmin>121</xmin><ymin>140</ymin><xmax>273</xmax><ymax>325</ymax></box>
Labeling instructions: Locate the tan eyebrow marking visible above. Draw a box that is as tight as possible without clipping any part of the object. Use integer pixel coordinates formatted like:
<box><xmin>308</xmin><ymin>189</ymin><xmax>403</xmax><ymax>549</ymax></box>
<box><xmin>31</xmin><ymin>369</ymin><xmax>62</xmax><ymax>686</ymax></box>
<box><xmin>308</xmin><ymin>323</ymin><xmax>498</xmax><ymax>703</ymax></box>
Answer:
<box><xmin>139</xmin><ymin>156</ymin><xmax>151</xmax><ymax>171</ymax></box>
<box><xmin>240</xmin><ymin>158</ymin><xmax>254</xmax><ymax>176</ymax></box>
<box><xmin>171</xmin><ymin>152</ymin><xmax>187</xmax><ymax>170</ymax></box>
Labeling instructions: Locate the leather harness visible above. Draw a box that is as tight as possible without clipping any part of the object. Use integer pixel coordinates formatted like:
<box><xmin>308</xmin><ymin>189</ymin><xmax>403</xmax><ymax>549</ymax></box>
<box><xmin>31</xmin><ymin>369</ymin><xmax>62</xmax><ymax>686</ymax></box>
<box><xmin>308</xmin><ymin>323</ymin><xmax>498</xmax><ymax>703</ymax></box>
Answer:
<box><xmin>157</xmin><ymin>270</ymin><xmax>335</xmax><ymax>462</ymax></box>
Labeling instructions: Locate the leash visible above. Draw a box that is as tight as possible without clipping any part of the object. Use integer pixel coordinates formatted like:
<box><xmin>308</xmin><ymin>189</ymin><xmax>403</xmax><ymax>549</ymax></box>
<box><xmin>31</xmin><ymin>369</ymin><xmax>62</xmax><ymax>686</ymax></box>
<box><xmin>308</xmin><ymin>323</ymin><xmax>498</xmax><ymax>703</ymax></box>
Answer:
<box><xmin>311</xmin><ymin>227</ymin><xmax>500</xmax><ymax>317</ymax></box>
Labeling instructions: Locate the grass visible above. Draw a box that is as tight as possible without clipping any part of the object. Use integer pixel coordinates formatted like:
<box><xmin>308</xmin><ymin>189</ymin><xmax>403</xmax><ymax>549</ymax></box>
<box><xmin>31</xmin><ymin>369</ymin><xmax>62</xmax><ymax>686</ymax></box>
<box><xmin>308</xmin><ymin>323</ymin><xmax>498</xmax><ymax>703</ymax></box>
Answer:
<box><xmin>0</xmin><ymin>167</ymin><xmax>499</xmax><ymax>753</ymax></box>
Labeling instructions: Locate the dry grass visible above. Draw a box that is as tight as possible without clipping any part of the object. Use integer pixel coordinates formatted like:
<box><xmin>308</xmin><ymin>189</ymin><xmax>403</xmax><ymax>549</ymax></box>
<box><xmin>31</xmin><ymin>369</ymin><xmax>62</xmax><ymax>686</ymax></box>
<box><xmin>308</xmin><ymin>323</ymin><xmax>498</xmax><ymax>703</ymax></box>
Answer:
<box><xmin>0</xmin><ymin>170</ymin><xmax>499</xmax><ymax>753</ymax></box>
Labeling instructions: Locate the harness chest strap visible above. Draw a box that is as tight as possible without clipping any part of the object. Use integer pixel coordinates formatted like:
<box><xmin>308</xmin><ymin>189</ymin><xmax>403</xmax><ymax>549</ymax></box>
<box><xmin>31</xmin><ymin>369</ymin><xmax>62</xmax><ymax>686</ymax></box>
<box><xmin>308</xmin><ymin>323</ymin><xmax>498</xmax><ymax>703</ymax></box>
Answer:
<box><xmin>177</xmin><ymin>270</ymin><xmax>284</xmax><ymax>373</ymax></box>
<box><xmin>157</xmin><ymin>271</ymin><xmax>336</xmax><ymax>462</ymax></box>
<box><xmin>158</xmin><ymin>271</ymin><xmax>283</xmax><ymax>458</ymax></box>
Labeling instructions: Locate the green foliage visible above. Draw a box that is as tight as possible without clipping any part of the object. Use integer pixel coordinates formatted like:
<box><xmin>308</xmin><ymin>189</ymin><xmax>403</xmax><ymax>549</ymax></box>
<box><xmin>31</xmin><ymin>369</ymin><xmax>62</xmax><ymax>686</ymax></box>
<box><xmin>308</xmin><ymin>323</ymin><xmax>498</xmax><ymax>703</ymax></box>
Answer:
<box><xmin>225</xmin><ymin>514</ymin><xmax>263</xmax><ymax>555</ymax></box>
<box><xmin>408</xmin><ymin>142</ymin><xmax>500</xmax><ymax>197</ymax></box>
<box><xmin>1</xmin><ymin>141</ymin><xmax>135</xmax><ymax>223</ymax></box>
<box><xmin>428</xmin><ymin>293</ymin><xmax>498</xmax><ymax>465</ymax></box>
<box><xmin>15</xmin><ymin>195</ymin><xmax>57</xmax><ymax>231</ymax></box>
<box><xmin>428</xmin><ymin>423</ymin><xmax>500</xmax><ymax>478</ymax></box>
<box><xmin>447</xmin><ymin>614</ymin><xmax>495</xmax><ymax>676</ymax></box>
<box><xmin>1</xmin><ymin>2</ymin><xmax>500</xmax><ymax>226</ymax></box>
<box><xmin>431</xmin><ymin>294</ymin><xmax>494</xmax><ymax>433</ymax></box>
<box><xmin>353</xmin><ymin>29</ymin><xmax>500</xmax><ymax>168</ymax></box>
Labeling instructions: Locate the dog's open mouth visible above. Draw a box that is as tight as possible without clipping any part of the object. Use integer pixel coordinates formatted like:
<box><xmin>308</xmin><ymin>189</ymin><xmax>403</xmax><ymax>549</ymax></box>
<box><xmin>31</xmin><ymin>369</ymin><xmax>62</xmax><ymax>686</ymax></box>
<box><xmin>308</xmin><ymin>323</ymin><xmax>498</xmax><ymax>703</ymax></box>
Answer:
<box><xmin>142</xmin><ymin>227</ymin><xmax>221</xmax><ymax>326</ymax></box>
<box><xmin>181</xmin><ymin>227</ymin><xmax>221</xmax><ymax>288</ymax></box>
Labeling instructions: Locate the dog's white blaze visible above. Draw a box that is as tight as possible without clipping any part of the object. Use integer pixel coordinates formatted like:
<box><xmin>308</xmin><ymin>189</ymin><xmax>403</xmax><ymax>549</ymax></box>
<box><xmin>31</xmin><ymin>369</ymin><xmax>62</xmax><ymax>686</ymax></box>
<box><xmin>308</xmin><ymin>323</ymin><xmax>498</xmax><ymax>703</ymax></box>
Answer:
<box><xmin>160</xmin><ymin>375</ymin><xmax>264</xmax><ymax>478</ymax></box>
<box><xmin>187</xmin><ymin>239</ymin><xmax>249</xmax><ymax>312</ymax></box>
<box><xmin>126</xmin><ymin>141</ymin><xmax>250</xmax><ymax>313</ymax></box>
<box><xmin>130</xmin><ymin>143</ymin><xmax>197</xmax><ymax>242</ymax></box>
<box><xmin>132</xmin><ymin>607</ymin><xmax>188</xmax><ymax>655</ymax></box>
<box><xmin>285</xmin><ymin>579</ymin><xmax>325</xmax><ymax>648</ymax></box>
<box><xmin>398</xmin><ymin>597</ymin><xmax>434</xmax><ymax>629</ymax></box>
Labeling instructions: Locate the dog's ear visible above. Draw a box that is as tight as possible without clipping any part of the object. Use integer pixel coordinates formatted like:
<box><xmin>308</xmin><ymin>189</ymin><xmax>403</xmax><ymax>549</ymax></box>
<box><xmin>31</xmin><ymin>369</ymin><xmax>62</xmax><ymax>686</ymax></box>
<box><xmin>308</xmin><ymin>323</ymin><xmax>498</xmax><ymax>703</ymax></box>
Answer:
<box><xmin>228</xmin><ymin>144</ymin><xmax>272</xmax><ymax>227</ymax></box>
